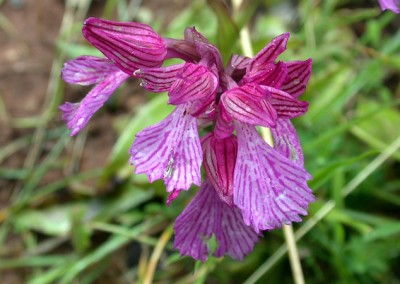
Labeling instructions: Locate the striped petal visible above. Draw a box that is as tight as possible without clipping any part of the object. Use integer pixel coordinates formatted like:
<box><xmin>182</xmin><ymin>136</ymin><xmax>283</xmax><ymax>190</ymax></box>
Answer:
<box><xmin>164</xmin><ymin>38</ymin><xmax>199</xmax><ymax>62</ymax></box>
<box><xmin>184</xmin><ymin>27</ymin><xmax>223</xmax><ymax>70</ymax></box>
<box><xmin>135</xmin><ymin>64</ymin><xmax>184</xmax><ymax>93</ymax></box>
<box><xmin>234</xmin><ymin>122</ymin><xmax>314</xmax><ymax>233</ymax></box>
<box><xmin>168</xmin><ymin>63</ymin><xmax>218</xmax><ymax>106</ymax></box>
<box><xmin>61</xmin><ymin>56</ymin><xmax>119</xmax><ymax>86</ymax></box>
<box><xmin>248</xmin><ymin>33</ymin><xmax>290</xmax><ymax>73</ymax></box>
<box><xmin>174</xmin><ymin>180</ymin><xmax>259</xmax><ymax>261</ymax></box>
<box><xmin>129</xmin><ymin>105</ymin><xmax>202</xmax><ymax>192</ymax></box>
<box><xmin>202</xmin><ymin>133</ymin><xmax>238</xmax><ymax>205</ymax></box>
<box><xmin>264</xmin><ymin>86</ymin><xmax>309</xmax><ymax>119</ymax></box>
<box><xmin>221</xmin><ymin>85</ymin><xmax>277</xmax><ymax>127</ymax></box>
<box><xmin>83</xmin><ymin>17</ymin><xmax>167</xmax><ymax>75</ymax></box>
<box><xmin>242</xmin><ymin>61</ymin><xmax>288</xmax><ymax>88</ymax></box>
<box><xmin>281</xmin><ymin>59</ymin><xmax>312</xmax><ymax>98</ymax></box>
<box><xmin>271</xmin><ymin>119</ymin><xmax>304</xmax><ymax>166</ymax></box>
<box><xmin>60</xmin><ymin>70</ymin><xmax>129</xmax><ymax>136</ymax></box>
<box><xmin>226</xmin><ymin>54</ymin><xmax>250</xmax><ymax>82</ymax></box>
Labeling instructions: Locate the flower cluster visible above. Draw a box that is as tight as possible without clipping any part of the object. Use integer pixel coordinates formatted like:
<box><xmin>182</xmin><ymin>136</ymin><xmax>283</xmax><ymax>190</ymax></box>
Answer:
<box><xmin>379</xmin><ymin>0</ymin><xmax>400</xmax><ymax>13</ymax></box>
<box><xmin>61</xmin><ymin>18</ymin><xmax>315</xmax><ymax>261</ymax></box>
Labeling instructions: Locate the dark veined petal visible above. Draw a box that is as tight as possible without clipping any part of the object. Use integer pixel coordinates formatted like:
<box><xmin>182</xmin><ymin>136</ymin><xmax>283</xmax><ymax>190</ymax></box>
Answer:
<box><xmin>129</xmin><ymin>105</ymin><xmax>202</xmax><ymax>192</ymax></box>
<box><xmin>225</xmin><ymin>54</ymin><xmax>251</xmax><ymax>82</ymax></box>
<box><xmin>61</xmin><ymin>56</ymin><xmax>120</xmax><ymax>86</ymax></box>
<box><xmin>264</xmin><ymin>86</ymin><xmax>309</xmax><ymax>119</ymax></box>
<box><xmin>214</xmin><ymin>109</ymin><xmax>235</xmax><ymax>139</ymax></box>
<box><xmin>242</xmin><ymin>61</ymin><xmax>288</xmax><ymax>89</ymax></box>
<box><xmin>247</xmin><ymin>33</ymin><xmax>290</xmax><ymax>73</ymax></box>
<box><xmin>202</xmin><ymin>133</ymin><xmax>238</xmax><ymax>205</ymax></box>
<box><xmin>135</xmin><ymin>64</ymin><xmax>184</xmax><ymax>93</ymax></box>
<box><xmin>233</xmin><ymin>122</ymin><xmax>314</xmax><ymax>233</ymax></box>
<box><xmin>271</xmin><ymin>119</ymin><xmax>304</xmax><ymax>166</ymax></box>
<box><xmin>174</xmin><ymin>180</ymin><xmax>259</xmax><ymax>261</ymax></box>
<box><xmin>60</xmin><ymin>70</ymin><xmax>129</xmax><ymax>136</ymax></box>
<box><xmin>379</xmin><ymin>0</ymin><xmax>400</xmax><ymax>13</ymax></box>
<box><xmin>281</xmin><ymin>59</ymin><xmax>312</xmax><ymax>98</ymax></box>
<box><xmin>163</xmin><ymin>38</ymin><xmax>199</xmax><ymax>62</ymax></box>
<box><xmin>184</xmin><ymin>27</ymin><xmax>224</xmax><ymax>71</ymax></box>
<box><xmin>83</xmin><ymin>17</ymin><xmax>167</xmax><ymax>74</ymax></box>
<box><xmin>221</xmin><ymin>85</ymin><xmax>277</xmax><ymax>127</ymax></box>
<box><xmin>168</xmin><ymin>63</ymin><xmax>218</xmax><ymax>105</ymax></box>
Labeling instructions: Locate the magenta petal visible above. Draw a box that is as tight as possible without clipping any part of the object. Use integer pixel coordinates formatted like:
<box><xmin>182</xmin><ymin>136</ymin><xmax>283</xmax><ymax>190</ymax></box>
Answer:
<box><xmin>136</xmin><ymin>64</ymin><xmax>184</xmax><ymax>93</ymax></box>
<box><xmin>60</xmin><ymin>70</ymin><xmax>129</xmax><ymax>136</ymax></box>
<box><xmin>281</xmin><ymin>59</ymin><xmax>312</xmax><ymax>98</ymax></box>
<box><xmin>379</xmin><ymin>0</ymin><xmax>400</xmax><ymax>13</ymax></box>
<box><xmin>129</xmin><ymin>105</ymin><xmax>202</xmax><ymax>192</ymax></box>
<box><xmin>248</xmin><ymin>33</ymin><xmax>290</xmax><ymax>72</ymax></box>
<box><xmin>221</xmin><ymin>85</ymin><xmax>277</xmax><ymax>127</ymax></box>
<box><xmin>214</xmin><ymin>110</ymin><xmax>235</xmax><ymax>139</ymax></box>
<box><xmin>163</xmin><ymin>38</ymin><xmax>199</xmax><ymax>62</ymax></box>
<box><xmin>174</xmin><ymin>180</ymin><xmax>259</xmax><ymax>261</ymax></box>
<box><xmin>225</xmin><ymin>54</ymin><xmax>251</xmax><ymax>82</ymax></box>
<box><xmin>168</xmin><ymin>63</ymin><xmax>218</xmax><ymax>105</ymax></box>
<box><xmin>83</xmin><ymin>17</ymin><xmax>167</xmax><ymax>74</ymax></box>
<box><xmin>202</xmin><ymin>134</ymin><xmax>238</xmax><ymax>205</ymax></box>
<box><xmin>243</xmin><ymin>61</ymin><xmax>288</xmax><ymax>88</ymax></box>
<box><xmin>234</xmin><ymin>122</ymin><xmax>314</xmax><ymax>233</ymax></box>
<box><xmin>184</xmin><ymin>27</ymin><xmax>224</xmax><ymax>70</ymax></box>
<box><xmin>61</xmin><ymin>56</ymin><xmax>119</xmax><ymax>86</ymax></box>
<box><xmin>226</xmin><ymin>54</ymin><xmax>251</xmax><ymax>73</ymax></box>
<box><xmin>271</xmin><ymin>119</ymin><xmax>304</xmax><ymax>166</ymax></box>
<box><xmin>264</xmin><ymin>86</ymin><xmax>309</xmax><ymax>119</ymax></box>
<box><xmin>167</xmin><ymin>189</ymin><xmax>181</xmax><ymax>206</ymax></box>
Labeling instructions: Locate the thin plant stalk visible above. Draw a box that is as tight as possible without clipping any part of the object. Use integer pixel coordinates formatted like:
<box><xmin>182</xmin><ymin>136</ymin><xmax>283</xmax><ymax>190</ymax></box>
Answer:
<box><xmin>143</xmin><ymin>225</ymin><xmax>173</xmax><ymax>284</ymax></box>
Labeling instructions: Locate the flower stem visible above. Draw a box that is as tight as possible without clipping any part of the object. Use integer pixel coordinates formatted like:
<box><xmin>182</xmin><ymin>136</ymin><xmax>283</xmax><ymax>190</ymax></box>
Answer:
<box><xmin>283</xmin><ymin>224</ymin><xmax>305</xmax><ymax>284</ymax></box>
<box><xmin>143</xmin><ymin>225</ymin><xmax>173</xmax><ymax>284</ymax></box>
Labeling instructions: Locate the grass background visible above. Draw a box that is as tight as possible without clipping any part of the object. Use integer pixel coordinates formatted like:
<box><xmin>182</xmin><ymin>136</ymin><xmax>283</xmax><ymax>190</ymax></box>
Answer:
<box><xmin>0</xmin><ymin>0</ymin><xmax>400</xmax><ymax>283</ymax></box>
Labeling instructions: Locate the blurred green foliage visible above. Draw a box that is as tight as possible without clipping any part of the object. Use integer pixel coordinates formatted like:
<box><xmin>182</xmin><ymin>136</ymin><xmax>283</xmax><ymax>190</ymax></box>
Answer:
<box><xmin>0</xmin><ymin>0</ymin><xmax>399</xmax><ymax>283</ymax></box>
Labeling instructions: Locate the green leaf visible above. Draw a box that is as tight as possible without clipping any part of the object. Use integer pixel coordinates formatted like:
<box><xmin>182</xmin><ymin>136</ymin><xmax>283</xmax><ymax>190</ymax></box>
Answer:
<box><xmin>14</xmin><ymin>204</ymin><xmax>84</xmax><ymax>236</ymax></box>
<box><xmin>352</xmin><ymin>99</ymin><xmax>400</xmax><ymax>161</ymax></box>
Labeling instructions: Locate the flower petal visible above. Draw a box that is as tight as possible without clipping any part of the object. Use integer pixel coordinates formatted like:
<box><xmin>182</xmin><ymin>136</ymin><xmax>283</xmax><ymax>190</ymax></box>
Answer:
<box><xmin>281</xmin><ymin>59</ymin><xmax>312</xmax><ymax>98</ymax></box>
<box><xmin>247</xmin><ymin>33</ymin><xmax>290</xmax><ymax>73</ymax></box>
<box><xmin>379</xmin><ymin>0</ymin><xmax>400</xmax><ymax>13</ymax></box>
<box><xmin>61</xmin><ymin>56</ymin><xmax>119</xmax><ymax>86</ymax></box>
<box><xmin>83</xmin><ymin>17</ymin><xmax>167</xmax><ymax>74</ymax></box>
<box><xmin>242</xmin><ymin>61</ymin><xmax>288</xmax><ymax>88</ymax></box>
<box><xmin>264</xmin><ymin>86</ymin><xmax>309</xmax><ymax>119</ymax></box>
<box><xmin>60</xmin><ymin>70</ymin><xmax>129</xmax><ymax>136</ymax></box>
<box><xmin>184</xmin><ymin>27</ymin><xmax>223</xmax><ymax>71</ymax></box>
<box><xmin>169</xmin><ymin>63</ymin><xmax>218</xmax><ymax>105</ymax></box>
<box><xmin>225</xmin><ymin>54</ymin><xmax>251</xmax><ymax>82</ymax></box>
<box><xmin>174</xmin><ymin>180</ymin><xmax>259</xmax><ymax>261</ymax></box>
<box><xmin>129</xmin><ymin>105</ymin><xmax>202</xmax><ymax>192</ymax></box>
<box><xmin>135</xmin><ymin>64</ymin><xmax>184</xmax><ymax>93</ymax></box>
<box><xmin>202</xmin><ymin>133</ymin><xmax>238</xmax><ymax>205</ymax></box>
<box><xmin>221</xmin><ymin>85</ymin><xmax>277</xmax><ymax>127</ymax></box>
<box><xmin>164</xmin><ymin>38</ymin><xmax>199</xmax><ymax>62</ymax></box>
<box><xmin>271</xmin><ymin>119</ymin><xmax>304</xmax><ymax>166</ymax></box>
<box><xmin>234</xmin><ymin>122</ymin><xmax>314</xmax><ymax>233</ymax></box>
<box><xmin>214</xmin><ymin>109</ymin><xmax>235</xmax><ymax>139</ymax></box>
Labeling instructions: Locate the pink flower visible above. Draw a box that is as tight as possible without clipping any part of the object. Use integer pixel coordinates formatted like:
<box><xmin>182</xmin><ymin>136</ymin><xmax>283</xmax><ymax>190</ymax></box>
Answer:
<box><xmin>61</xmin><ymin>18</ymin><xmax>314</xmax><ymax>261</ymax></box>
